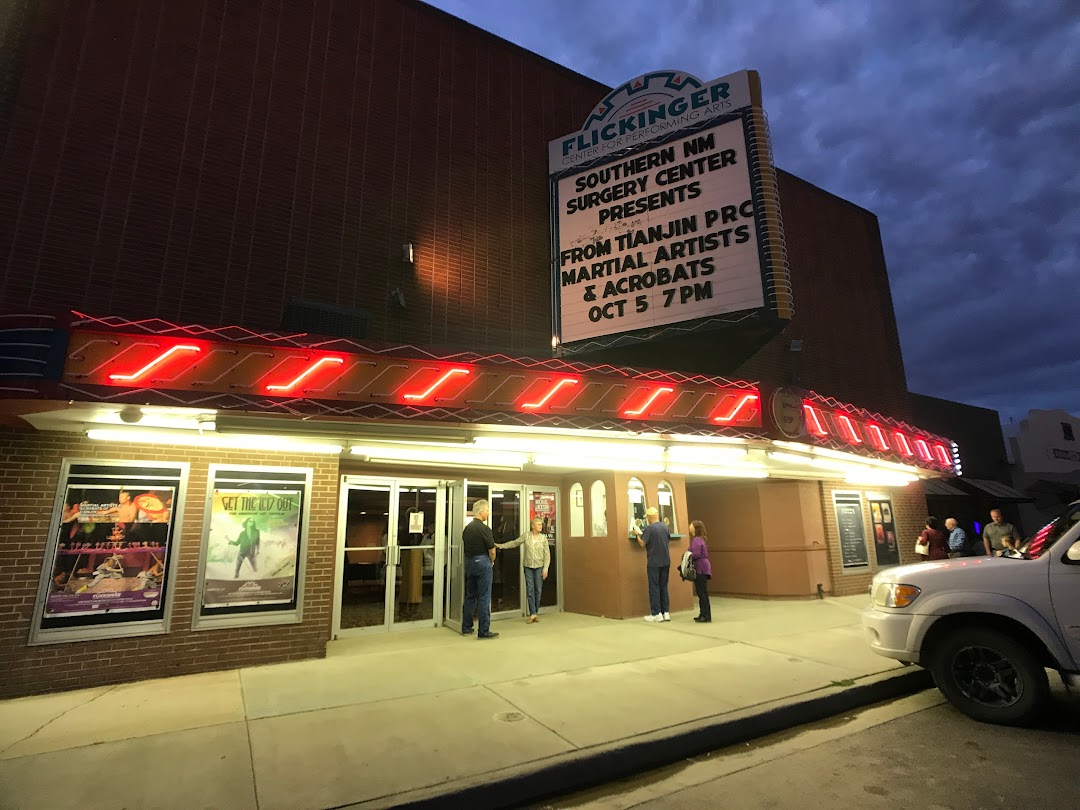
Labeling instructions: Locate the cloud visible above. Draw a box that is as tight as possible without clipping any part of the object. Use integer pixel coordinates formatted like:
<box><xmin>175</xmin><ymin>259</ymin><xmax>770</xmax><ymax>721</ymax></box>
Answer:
<box><xmin>426</xmin><ymin>0</ymin><xmax>1080</xmax><ymax>421</ymax></box>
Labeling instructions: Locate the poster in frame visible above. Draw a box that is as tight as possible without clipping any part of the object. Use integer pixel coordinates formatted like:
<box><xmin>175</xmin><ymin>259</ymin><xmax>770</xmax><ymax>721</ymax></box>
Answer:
<box><xmin>192</xmin><ymin>465</ymin><xmax>312</xmax><ymax>630</ymax></box>
<box><xmin>29</xmin><ymin>459</ymin><xmax>189</xmax><ymax>645</ymax></box>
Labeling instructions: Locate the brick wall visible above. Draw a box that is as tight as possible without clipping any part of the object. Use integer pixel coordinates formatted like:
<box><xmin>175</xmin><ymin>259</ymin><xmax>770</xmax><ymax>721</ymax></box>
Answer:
<box><xmin>0</xmin><ymin>428</ymin><xmax>339</xmax><ymax>698</ymax></box>
<box><xmin>819</xmin><ymin>480</ymin><xmax>927</xmax><ymax>596</ymax></box>
<box><xmin>0</xmin><ymin>0</ymin><xmax>604</xmax><ymax>357</ymax></box>
<box><xmin>0</xmin><ymin>1</ymin><xmax>915</xmax><ymax>428</ymax></box>
<box><xmin>736</xmin><ymin>172</ymin><xmax>912</xmax><ymax>420</ymax></box>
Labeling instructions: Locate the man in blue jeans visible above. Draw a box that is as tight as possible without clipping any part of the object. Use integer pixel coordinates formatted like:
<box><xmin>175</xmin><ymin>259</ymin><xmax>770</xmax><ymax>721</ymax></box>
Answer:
<box><xmin>461</xmin><ymin>499</ymin><xmax>499</xmax><ymax>639</ymax></box>
<box><xmin>635</xmin><ymin>506</ymin><xmax>672</xmax><ymax>622</ymax></box>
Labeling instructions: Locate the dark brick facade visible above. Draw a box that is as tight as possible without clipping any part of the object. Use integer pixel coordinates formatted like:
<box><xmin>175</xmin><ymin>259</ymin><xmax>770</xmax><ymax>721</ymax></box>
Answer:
<box><xmin>0</xmin><ymin>0</ymin><xmax>910</xmax><ymax>420</ymax></box>
<box><xmin>0</xmin><ymin>1</ymin><xmax>920</xmax><ymax>694</ymax></box>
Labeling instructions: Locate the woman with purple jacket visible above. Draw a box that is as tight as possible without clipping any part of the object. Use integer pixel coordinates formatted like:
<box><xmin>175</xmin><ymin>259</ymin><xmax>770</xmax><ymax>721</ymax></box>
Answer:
<box><xmin>688</xmin><ymin>519</ymin><xmax>712</xmax><ymax>623</ymax></box>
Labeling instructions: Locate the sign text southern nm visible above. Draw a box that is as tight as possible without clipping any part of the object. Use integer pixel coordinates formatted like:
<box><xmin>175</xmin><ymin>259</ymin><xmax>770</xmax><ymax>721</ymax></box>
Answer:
<box><xmin>554</xmin><ymin>118</ymin><xmax>765</xmax><ymax>344</ymax></box>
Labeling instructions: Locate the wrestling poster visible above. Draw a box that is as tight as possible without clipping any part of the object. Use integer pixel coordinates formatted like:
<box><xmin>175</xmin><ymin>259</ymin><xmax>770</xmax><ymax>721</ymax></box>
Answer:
<box><xmin>200</xmin><ymin>489</ymin><xmax>302</xmax><ymax>609</ymax></box>
<box><xmin>45</xmin><ymin>483</ymin><xmax>176</xmax><ymax>618</ymax></box>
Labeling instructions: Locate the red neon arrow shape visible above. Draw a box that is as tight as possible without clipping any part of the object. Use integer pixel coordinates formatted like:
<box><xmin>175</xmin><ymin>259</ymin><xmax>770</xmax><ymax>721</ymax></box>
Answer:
<box><xmin>836</xmin><ymin>414</ymin><xmax>862</xmax><ymax>444</ymax></box>
<box><xmin>402</xmin><ymin>368</ymin><xmax>470</xmax><ymax>401</ymax></box>
<box><xmin>623</xmin><ymin>386</ymin><xmax>674</xmax><ymax>417</ymax></box>
<box><xmin>893</xmin><ymin>431</ymin><xmax>914</xmax><ymax>457</ymax></box>
<box><xmin>265</xmin><ymin>357</ymin><xmax>345</xmax><ymax>392</ymax></box>
<box><xmin>802</xmin><ymin>403</ymin><xmax>829</xmax><ymax>436</ymax></box>
<box><xmin>109</xmin><ymin>345</ymin><xmax>201</xmax><ymax>381</ymax></box>
<box><xmin>932</xmin><ymin>444</ymin><xmax>953</xmax><ymax>466</ymax></box>
<box><xmin>710</xmin><ymin>393</ymin><xmax>759</xmax><ymax>424</ymax></box>
<box><xmin>866</xmin><ymin>423</ymin><xmax>890</xmax><ymax>452</ymax></box>
<box><xmin>521</xmin><ymin>378</ymin><xmax>579</xmax><ymax>410</ymax></box>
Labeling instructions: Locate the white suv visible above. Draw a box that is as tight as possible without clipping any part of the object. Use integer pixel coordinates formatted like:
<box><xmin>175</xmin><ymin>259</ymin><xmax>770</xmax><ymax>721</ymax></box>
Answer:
<box><xmin>862</xmin><ymin>501</ymin><xmax>1080</xmax><ymax>724</ymax></box>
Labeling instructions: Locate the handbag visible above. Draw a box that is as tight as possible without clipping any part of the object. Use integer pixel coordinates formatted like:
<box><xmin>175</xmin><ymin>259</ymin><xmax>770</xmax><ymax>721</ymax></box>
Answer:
<box><xmin>915</xmin><ymin>538</ymin><xmax>929</xmax><ymax>556</ymax></box>
<box><xmin>678</xmin><ymin>549</ymin><xmax>696</xmax><ymax>581</ymax></box>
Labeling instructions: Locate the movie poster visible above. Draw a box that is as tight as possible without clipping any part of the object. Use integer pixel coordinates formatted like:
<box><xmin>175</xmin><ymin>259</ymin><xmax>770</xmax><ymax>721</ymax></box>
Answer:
<box><xmin>201</xmin><ymin>489</ymin><xmax>302</xmax><ymax>608</ymax></box>
<box><xmin>45</xmin><ymin>483</ymin><xmax>176</xmax><ymax>617</ymax></box>
<box><xmin>868</xmin><ymin>496</ymin><xmax>901</xmax><ymax>567</ymax></box>
<box><xmin>529</xmin><ymin>490</ymin><xmax>557</xmax><ymax>542</ymax></box>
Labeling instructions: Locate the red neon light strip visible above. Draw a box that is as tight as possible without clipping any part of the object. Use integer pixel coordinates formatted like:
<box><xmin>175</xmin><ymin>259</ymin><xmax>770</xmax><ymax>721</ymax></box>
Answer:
<box><xmin>265</xmin><ymin>356</ymin><xmax>345</xmax><ymax>392</ymax></box>
<box><xmin>108</xmin><ymin>344</ymin><xmax>201</xmax><ymax>381</ymax></box>
<box><xmin>836</xmin><ymin>414</ymin><xmax>862</xmax><ymax>444</ymax></box>
<box><xmin>402</xmin><ymin>368</ymin><xmax>470</xmax><ymax>401</ymax></box>
<box><xmin>623</xmin><ymin>386</ymin><xmax>674</xmax><ymax>417</ymax></box>
<box><xmin>893</xmin><ymin>431</ymin><xmax>914</xmax><ymax>457</ymax></box>
<box><xmin>866</xmin><ymin>424</ymin><xmax>890</xmax><ymax>452</ymax></box>
<box><xmin>711</xmin><ymin>393</ymin><xmax>759</xmax><ymax>424</ymax></box>
<box><xmin>932</xmin><ymin>444</ymin><xmax>953</xmax><ymax>466</ymax></box>
<box><xmin>802</xmin><ymin>403</ymin><xmax>829</xmax><ymax>436</ymax></box>
<box><xmin>521</xmin><ymin>377</ymin><xmax>579</xmax><ymax>409</ymax></box>
<box><xmin>913</xmin><ymin>438</ymin><xmax>934</xmax><ymax>462</ymax></box>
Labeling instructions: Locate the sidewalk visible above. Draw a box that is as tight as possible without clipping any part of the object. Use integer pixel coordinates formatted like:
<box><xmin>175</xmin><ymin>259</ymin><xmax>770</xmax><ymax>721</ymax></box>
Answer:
<box><xmin>0</xmin><ymin>595</ymin><xmax>930</xmax><ymax>809</ymax></box>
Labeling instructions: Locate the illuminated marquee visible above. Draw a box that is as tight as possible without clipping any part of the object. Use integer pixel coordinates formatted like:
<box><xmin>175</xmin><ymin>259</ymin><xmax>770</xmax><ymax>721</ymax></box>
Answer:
<box><xmin>56</xmin><ymin>319</ymin><xmax>956</xmax><ymax>473</ymax></box>
<box><xmin>549</xmin><ymin>68</ymin><xmax>791</xmax><ymax>353</ymax></box>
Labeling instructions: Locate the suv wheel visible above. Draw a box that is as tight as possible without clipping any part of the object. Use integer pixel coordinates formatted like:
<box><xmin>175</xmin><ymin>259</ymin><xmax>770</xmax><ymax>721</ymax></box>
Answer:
<box><xmin>928</xmin><ymin>626</ymin><xmax>1049</xmax><ymax>725</ymax></box>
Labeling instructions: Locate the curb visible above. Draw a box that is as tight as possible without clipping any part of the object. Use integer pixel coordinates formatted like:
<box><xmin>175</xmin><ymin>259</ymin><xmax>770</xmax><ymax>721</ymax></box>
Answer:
<box><xmin>381</xmin><ymin>666</ymin><xmax>934</xmax><ymax>809</ymax></box>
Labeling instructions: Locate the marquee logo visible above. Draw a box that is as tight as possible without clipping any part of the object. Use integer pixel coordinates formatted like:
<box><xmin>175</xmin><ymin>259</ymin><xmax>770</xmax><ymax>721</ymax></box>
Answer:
<box><xmin>550</xmin><ymin>69</ymin><xmax>754</xmax><ymax>171</ymax></box>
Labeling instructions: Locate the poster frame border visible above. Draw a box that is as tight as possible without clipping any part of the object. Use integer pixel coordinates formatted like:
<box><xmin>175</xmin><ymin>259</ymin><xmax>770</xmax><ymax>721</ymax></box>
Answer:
<box><xmin>27</xmin><ymin>457</ymin><xmax>190</xmax><ymax>646</ymax></box>
<box><xmin>191</xmin><ymin>463</ymin><xmax>313</xmax><ymax>631</ymax></box>
<box><xmin>832</xmin><ymin>489</ymin><xmax>871</xmax><ymax>574</ymax></box>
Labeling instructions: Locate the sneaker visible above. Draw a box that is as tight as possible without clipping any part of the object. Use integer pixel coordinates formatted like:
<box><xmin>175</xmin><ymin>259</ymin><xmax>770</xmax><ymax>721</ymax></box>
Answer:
<box><xmin>662</xmin><ymin>613</ymin><xmax>671</xmax><ymax>622</ymax></box>
<box><xmin>644</xmin><ymin>614</ymin><xmax>661</xmax><ymax>622</ymax></box>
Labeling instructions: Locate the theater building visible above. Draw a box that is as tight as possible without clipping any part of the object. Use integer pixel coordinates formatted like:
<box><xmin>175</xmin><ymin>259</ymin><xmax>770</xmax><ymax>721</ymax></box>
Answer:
<box><xmin>0</xmin><ymin>0</ymin><xmax>955</xmax><ymax>698</ymax></box>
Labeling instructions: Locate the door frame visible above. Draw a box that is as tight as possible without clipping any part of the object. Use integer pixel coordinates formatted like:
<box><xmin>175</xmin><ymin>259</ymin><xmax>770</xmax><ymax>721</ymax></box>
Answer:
<box><xmin>444</xmin><ymin>482</ymin><xmax>563</xmax><ymax>626</ymax></box>
<box><xmin>332</xmin><ymin>474</ymin><xmax>448</xmax><ymax>637</ymax></box>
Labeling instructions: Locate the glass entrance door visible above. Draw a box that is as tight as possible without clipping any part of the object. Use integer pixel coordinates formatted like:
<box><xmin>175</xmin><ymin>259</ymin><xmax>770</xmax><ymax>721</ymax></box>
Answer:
<box><xmin>337</xmin><ymin>482</ymin><xmax>392</xmax><ymax>632</ymax></box>
<box><xmin>443</xmin><ymin>479</ymin><xmax>466</xmax><ymax>633</ymax></box>
<box><xmin>528</xmin><ymin>487</ymin><xmax>561</xmax><ymax>614</ymax></box>
<box><xmin>392</xmin><ymin>482</ymin><xmax>441</xmax><ymax>626</ymax></box>
<box><xmin>335</xmin><ymin>477</ymin><xmax>447</xmax><ymax>636</ymax></box>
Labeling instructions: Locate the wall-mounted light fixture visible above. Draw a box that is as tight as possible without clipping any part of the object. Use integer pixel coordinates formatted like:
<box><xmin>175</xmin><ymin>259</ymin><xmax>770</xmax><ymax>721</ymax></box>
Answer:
<box><xmin>402</xmin><ymin>242</ymin><xmax>414</xmax><ymax>265</ymax></box>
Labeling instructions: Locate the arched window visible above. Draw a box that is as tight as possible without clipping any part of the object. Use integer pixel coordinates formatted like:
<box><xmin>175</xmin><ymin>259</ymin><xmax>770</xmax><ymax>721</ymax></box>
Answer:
<box><xmin>570</xmin><ymin>483</ymin><xmax>585</xmax><ymax>537</ymax></box>
<box><xmin>627</xmin><ymin>477</ymin><xmax>647</xmax><ymax>536</ymax></box>
<box><xmin>590</xmin><ymin>480</ymin><xmax>608</xmax><ymax>536</ymax></box>
<box><xmin>657</xmin><ymin>480</ymin><xmax>677</xmax><ymax>535</ymax></box>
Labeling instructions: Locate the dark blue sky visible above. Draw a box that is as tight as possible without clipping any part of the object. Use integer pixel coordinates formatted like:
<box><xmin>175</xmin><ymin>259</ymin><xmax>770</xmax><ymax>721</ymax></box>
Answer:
<box><xmin>426</xmin><ymin>0</ymin><xmax>1079</xmax><ymax>423</ymax></box>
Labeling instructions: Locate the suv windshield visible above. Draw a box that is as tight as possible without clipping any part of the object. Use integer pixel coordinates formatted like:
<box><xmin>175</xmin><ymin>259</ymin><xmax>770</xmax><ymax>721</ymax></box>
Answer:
<box><xmin>1023</xmin><ymin>500</ymin><xmax>1080</xmax><ymax>559</ymax></box>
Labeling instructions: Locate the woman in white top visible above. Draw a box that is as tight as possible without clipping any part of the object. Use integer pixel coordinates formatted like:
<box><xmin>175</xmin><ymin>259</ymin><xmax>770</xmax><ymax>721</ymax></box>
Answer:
<box><xmin>495</xmin><ymin>516</ymin><xmax>551</xmax><ymax>624</ymax></box>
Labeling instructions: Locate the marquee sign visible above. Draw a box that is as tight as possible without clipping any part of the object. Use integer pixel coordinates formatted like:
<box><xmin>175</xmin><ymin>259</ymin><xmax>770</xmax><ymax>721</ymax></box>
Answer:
<box><xmin>549</xmin><ymin>69</ymin><xmax>791</xmax><ymax>353</ymax></box>
<box><xmin>48</xmin><ymin>316</ymin><xmax>956</xmax><ymax>473</ymax></box>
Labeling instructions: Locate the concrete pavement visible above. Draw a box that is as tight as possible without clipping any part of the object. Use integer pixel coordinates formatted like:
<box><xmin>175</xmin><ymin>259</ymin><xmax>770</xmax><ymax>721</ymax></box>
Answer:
<box><xmin>0</xmin><ymin>595</ymin><xmax>929</xmax><ymax>809</ymax></box>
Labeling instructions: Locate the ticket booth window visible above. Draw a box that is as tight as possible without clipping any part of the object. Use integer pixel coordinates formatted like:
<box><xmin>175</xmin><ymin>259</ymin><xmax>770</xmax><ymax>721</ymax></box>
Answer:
<box><xmin>628</xmin><ymin>477</ymin><xmax>647</xmax><ymax>536</ymax></box>
<box><xmin>570</xmin><ymin>483</ymin><xmax>585</xmax><ymax>537</ymax></box>
<box><xmin>591</xmin><ymin>480</ymin><xmax>608</xmax><ymax>536</ymax></box>
<box><xmin>657</xmin><ymin>480</ymin><xmax>678</xmax><ymax>535</ymax></box>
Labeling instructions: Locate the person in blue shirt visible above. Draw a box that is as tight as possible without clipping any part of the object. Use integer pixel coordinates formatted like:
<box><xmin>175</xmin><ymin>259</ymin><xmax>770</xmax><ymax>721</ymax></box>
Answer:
<box><xmin>634</xmin><ymin>506</ymin><xmax>672</xmax><ymax>622</ymax></box>
<box><xmin>945</xmin><ymin>517</ymin><xmax>968</xmax><ymax>558</ymax></box>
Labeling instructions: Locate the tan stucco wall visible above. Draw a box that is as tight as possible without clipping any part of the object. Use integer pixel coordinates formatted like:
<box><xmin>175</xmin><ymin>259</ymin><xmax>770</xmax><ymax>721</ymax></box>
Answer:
<box><xmin>687</xmin><ymin>480</ymin><xmax>831</xmax><ymax>597</ymax></box>
<box><xmin>560</xmin><ymin>470</ymin><xmax>693</xmax><ymax>618</ymax></box>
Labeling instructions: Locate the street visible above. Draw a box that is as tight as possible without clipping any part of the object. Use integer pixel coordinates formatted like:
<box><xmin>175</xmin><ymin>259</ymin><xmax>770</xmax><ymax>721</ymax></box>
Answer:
<box><xmin>536</xmin><ymin>680</ymin><xmax>1080</xmax><ymax>809</ymax></box>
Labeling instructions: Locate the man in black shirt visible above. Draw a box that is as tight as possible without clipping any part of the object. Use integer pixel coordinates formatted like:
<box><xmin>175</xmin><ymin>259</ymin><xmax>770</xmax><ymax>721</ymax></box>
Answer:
<box><xmin>461</xmin><ymin>498</ymin><xmax>499</xmax><ymax>638</ymax></box>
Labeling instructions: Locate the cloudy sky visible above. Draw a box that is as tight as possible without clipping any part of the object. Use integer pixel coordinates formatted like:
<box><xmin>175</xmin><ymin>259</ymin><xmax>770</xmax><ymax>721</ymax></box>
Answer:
<box><xmin>426</xmin><ymin>0</ymin><xmax>1078</xmax><ymax>423</ymax></box>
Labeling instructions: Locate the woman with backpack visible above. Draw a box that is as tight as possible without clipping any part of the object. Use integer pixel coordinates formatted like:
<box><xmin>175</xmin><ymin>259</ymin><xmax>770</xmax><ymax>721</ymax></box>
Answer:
<box><xmin>688</xmin><ymin>519</ymin><xmax>712</xmax><ymax>623</ymax></box>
